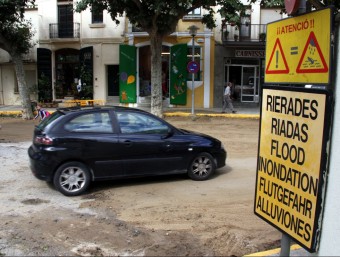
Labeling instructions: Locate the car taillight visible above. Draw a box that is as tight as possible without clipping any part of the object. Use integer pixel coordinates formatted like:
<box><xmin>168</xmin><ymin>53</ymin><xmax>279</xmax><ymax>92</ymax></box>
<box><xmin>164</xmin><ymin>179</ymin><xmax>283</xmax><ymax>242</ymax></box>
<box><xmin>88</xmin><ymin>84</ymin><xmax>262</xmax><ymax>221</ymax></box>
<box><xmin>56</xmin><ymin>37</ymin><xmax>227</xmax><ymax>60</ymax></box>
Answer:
<box><xmin>34</xmin><ymin>135</ymin><xmax>53</xmax><ymax>145</ymax></box>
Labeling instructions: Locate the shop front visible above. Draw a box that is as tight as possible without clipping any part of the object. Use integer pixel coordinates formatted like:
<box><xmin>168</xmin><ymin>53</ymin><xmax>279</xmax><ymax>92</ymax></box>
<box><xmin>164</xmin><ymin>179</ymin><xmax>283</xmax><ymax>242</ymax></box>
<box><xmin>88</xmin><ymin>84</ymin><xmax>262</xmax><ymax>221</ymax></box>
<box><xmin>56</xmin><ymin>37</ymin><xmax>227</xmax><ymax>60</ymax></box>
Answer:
<box><xmin>224</xmin><ymin>49</ymin><xmax>265</xmax><ymax>104</ymax></box>
<box><xmin>37</xmin><ymin>47</ymin><xmax>93</xmax><ymax>103</ymax></box>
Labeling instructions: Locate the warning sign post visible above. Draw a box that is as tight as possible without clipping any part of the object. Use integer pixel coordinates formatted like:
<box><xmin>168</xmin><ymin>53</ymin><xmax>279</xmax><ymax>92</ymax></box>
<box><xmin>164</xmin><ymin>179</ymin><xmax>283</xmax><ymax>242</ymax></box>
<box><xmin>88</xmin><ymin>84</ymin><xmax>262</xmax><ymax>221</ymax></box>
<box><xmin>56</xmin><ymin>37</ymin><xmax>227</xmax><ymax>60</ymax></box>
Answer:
<box><xmin>265</xmin><ymin>8</ymin><xmax>331</xmax><ymax>84</ymax></box>
<box><xmin>255</xmin><ymin>86</ymin><xmax>332</xmax><ymax>252</ymax></box>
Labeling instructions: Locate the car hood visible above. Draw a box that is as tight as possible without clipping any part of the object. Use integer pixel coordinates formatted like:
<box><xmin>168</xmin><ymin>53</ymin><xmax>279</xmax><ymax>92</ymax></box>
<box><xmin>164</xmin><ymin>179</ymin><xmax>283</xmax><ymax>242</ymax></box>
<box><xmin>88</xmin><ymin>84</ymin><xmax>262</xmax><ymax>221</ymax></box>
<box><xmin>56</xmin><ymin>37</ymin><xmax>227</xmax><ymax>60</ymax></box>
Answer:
<box><xmin>179</xmin><ymin>128</ymin><xmax>221</xmax><ymax>142</ymax></box>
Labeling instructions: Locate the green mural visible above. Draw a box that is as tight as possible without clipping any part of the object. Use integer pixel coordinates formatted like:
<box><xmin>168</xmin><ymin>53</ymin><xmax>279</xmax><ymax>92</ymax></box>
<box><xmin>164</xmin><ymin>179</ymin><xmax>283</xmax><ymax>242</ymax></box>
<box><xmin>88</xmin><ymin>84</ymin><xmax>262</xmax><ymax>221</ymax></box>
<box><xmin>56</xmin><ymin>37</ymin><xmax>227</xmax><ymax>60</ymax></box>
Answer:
<box><xmin>170</xmin><ymin>44</ymin><xmax>188</xmax><ymax>105</ymax></box>
<box><xmin>119</xmin><ymin>45</ymin><xmax>137</xmax><ymax>103</ymax></box>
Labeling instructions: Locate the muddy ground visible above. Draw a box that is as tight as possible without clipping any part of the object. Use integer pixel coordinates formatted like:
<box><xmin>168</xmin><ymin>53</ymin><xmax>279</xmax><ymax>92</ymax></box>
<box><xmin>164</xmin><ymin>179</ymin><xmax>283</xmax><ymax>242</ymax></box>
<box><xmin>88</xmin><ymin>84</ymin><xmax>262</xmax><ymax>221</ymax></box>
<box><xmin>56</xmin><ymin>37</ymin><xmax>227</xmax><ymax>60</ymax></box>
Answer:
<box><xmin>0</xmin><ymin>116</ymin><xmax>281</xmax><ymax>256</ymax></box>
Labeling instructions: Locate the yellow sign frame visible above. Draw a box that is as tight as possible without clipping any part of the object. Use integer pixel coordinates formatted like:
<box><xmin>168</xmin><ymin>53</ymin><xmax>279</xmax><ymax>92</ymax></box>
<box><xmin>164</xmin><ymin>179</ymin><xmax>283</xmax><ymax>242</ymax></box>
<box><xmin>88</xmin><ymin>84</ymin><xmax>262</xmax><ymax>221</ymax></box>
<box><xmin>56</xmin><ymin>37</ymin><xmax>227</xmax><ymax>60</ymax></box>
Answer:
<box><xmin>265</xmin><ymin>8</ymin><xmax>331</xmax><ymax>84</ymax></box>
<box><xmin>255</xmin><ymin>86</ymin><xmax>332</xmax><ymax>252</ymax></box>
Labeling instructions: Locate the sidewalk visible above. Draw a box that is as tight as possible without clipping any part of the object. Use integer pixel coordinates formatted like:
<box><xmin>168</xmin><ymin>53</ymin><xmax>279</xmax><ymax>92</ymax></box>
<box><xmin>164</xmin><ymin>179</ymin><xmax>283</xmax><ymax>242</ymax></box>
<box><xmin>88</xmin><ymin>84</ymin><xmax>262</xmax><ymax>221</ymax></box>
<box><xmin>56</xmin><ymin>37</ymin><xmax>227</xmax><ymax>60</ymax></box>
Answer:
<box><xmin>0</xmin><ymin>103</ymin><xmax>260</xmax><ymax>118</ymax></box>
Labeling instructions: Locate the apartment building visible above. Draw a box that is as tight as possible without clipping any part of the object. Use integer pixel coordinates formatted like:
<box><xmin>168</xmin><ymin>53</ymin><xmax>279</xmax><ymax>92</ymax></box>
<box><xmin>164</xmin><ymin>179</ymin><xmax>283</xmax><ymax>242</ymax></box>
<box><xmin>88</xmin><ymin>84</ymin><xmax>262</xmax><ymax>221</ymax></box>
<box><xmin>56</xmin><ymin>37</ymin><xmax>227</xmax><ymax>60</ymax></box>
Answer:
<box><xmin>0</xmin><ymin>0</ymin><xmax>212</xmax><ymax>108</ymax></box>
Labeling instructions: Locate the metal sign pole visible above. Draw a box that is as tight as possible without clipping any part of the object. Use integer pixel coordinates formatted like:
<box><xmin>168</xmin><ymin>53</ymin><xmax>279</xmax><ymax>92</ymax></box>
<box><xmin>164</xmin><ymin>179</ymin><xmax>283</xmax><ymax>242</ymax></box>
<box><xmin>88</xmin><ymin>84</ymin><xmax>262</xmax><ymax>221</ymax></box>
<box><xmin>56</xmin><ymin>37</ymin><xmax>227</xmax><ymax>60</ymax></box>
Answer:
<box><xmin>278</xmin><ymin>4</ymin><xmax>307</xmax><ymax>257</ymax></box>
<box><xmin>191</xmin><ymin>35</ymin><xmax>195</xmax><ymax>116</ymax></box>
<box><xmin>280</xmin><ymin>233</ymin><xmax>291</xmax><ymax>256</ymax></box>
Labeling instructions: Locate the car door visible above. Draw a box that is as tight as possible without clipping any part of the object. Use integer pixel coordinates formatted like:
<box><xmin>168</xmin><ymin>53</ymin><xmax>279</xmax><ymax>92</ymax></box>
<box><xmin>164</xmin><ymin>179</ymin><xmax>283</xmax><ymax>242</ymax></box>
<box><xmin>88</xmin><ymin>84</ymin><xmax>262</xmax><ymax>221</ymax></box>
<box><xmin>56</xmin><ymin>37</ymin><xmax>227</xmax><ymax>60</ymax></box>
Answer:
<box><xmin>62</xmin><ymin>111</ymin><xmax>124</xmax><ymax>179</ymax></box>
<box><xmin>115</xmin><ymin>111</ymin><xmax>188</xmax><ymax>176</ymax></box>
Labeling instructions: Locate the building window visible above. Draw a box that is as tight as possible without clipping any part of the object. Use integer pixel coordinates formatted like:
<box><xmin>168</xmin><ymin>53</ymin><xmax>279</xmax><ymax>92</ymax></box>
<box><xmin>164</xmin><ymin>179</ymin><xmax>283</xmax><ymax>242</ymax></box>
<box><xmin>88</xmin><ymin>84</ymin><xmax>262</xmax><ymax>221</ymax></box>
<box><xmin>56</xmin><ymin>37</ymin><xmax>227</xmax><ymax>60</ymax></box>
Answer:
<box><xmin>188</xmin><ymin>8</ymin><xmax>201</xmax><ymax>16</ymax></box>
<box><xmin>183</xmin><ymin>8</ymin><xmax>201</xmax><ymax>20</ymax></box>
<box><xmin>187</xmin><ymin>46</ymin><xmax>201</xmax><ymax>81</ymax></box>
<box><xmin>92</xmin><ymin>11</ymin><xmax>103</xmax><ymax>24</ymax></box>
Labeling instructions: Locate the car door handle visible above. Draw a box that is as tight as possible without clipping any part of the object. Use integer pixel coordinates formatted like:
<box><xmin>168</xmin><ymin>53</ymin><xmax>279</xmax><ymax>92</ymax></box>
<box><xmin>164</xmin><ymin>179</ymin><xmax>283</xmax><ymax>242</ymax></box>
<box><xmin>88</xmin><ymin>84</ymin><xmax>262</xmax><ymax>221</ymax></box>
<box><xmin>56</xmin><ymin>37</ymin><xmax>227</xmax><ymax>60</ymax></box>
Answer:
<box><xmin>122</xmin><ymin>140</ymin><xmax>132</xmax><ymax>147</ymax></box>
<box><xmin>164</xmin><ymin>144</ymin><xmax>173</xmax><ymax>151</ymax></box>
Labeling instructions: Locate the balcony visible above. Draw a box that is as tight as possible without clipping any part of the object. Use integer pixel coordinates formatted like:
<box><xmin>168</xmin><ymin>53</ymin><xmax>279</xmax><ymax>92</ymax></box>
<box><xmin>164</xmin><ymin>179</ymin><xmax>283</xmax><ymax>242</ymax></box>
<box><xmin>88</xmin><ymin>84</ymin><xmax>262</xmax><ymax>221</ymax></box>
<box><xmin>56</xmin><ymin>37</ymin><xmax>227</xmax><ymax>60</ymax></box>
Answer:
<box><xmin>222</xmin><ymin>23</ymin><xmax>267</xmax><ymax>45</ymax></box>
<box><xmin>49</xmin><ymin>23</ymin><xmax>80</xmax><ymax>39</ymax></box>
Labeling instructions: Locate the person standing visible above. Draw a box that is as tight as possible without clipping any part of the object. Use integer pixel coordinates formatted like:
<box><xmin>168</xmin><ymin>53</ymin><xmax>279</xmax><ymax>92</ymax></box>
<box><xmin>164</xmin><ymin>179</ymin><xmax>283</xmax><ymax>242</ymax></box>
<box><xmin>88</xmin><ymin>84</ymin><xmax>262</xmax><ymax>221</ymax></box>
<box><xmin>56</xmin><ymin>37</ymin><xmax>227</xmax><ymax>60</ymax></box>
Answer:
<box><xmin>222</xmin><ymin>82</ymin><xmax>236</xmax><ymax>113</ymax></box>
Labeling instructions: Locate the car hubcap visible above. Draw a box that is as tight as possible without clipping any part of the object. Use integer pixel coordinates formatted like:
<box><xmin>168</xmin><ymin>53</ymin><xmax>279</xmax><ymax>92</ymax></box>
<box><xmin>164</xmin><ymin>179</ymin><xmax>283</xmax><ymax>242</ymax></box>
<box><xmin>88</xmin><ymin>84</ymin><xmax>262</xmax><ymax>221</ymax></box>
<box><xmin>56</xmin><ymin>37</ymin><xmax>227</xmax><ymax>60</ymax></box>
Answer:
<box><xmin>60</xmin><ymin>167</ymin><xmax>85</xmax><ymax>192</ymax></box>
<box><xmin>192</xmin><ymin>156</ymin><xmax>211</xmax><ymax>177</ymax></box>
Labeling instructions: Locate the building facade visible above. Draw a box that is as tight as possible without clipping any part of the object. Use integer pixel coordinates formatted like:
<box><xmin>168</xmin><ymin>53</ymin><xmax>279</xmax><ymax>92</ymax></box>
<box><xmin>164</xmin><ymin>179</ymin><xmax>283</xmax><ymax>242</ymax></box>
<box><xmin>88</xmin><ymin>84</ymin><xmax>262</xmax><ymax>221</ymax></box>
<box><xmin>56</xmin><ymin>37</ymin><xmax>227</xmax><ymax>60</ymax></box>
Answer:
<box><xmin>213</xmin><ymin>1</ymin><xmax>286</xmax><ymax>108</ymax></box>
<box><xmin>0</xmin><ymin>0</ymin><xmax>215</xmax><ymax>109</ymax></box>
<box><xmin>0</xmin><ymin>0</ymin><xmax>284</xmax><ymax>109</ymax></box>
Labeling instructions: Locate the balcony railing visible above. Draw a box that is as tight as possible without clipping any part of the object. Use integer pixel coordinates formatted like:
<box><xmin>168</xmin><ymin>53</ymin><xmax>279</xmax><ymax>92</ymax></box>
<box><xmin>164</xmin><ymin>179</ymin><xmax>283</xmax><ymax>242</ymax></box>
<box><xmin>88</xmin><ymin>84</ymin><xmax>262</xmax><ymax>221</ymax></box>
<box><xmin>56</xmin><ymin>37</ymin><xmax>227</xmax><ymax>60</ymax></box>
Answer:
<box><xmin>222</xmin><ymin>23</ymin><xmax>267</xmax><ymax>43</ymax></box>
<box><xmin>49</xmin><ymin>23</ymin><xmax>80</xmax><ymax>39</ymax></box>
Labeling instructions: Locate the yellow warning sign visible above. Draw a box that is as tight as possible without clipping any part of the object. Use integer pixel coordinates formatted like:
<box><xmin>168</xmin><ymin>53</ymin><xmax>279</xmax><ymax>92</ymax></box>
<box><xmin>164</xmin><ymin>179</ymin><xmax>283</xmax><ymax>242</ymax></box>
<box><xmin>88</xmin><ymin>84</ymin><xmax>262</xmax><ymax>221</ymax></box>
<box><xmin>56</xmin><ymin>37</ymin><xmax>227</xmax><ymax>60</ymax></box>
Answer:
<box><xmin>255</xmin><ymin>87</ymin><xmax>330</xmax><ymax>252</ymax></box>
<box><xmin>265</xmin><ymin>8</ymin><xmax>331</xmax><ymax>84</ymax></box>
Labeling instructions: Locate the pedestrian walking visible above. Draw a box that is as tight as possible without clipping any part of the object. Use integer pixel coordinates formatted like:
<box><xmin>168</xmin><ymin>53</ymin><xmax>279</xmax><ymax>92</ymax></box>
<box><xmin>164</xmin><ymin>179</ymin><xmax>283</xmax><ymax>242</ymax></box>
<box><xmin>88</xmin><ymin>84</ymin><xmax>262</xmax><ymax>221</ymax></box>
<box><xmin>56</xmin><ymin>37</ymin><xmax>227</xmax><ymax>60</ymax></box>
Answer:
<box><xmin>222</xmin><ymin>82</ymin><xmax>236</xmax><ymax>113</ymax></box>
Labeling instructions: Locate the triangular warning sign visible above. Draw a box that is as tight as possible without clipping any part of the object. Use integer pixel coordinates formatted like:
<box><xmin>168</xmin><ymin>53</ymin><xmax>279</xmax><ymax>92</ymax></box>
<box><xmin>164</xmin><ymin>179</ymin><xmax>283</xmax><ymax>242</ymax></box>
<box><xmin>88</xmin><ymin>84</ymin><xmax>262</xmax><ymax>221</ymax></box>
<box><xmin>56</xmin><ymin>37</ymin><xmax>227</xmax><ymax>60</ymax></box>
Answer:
<box><xmin>266</xmin><ymin>38</ymin><xmax>289</xmax><ymax>74</ymax></box>
<box><xmin>296</xmin><ymin>31</ymin><xmax>328</xmax><ymax>73</ymax></box>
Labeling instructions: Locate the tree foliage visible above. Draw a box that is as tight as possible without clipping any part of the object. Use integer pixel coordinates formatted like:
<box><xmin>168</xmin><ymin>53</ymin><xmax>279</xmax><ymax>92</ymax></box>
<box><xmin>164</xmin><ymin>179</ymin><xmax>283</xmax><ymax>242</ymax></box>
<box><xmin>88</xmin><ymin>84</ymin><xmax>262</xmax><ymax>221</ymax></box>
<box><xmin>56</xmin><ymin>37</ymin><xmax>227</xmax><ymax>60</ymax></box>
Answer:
<box><xmin>249</xmin><ymin>0</ymin><xmax>340</xmax><ymax>13</ymax></box>
<box><xmin>76</xmin><ymin>0</ymin><xmax>244</xmax><ymax>36</ymax></box>
<box><xmin>0</xmin><ymin>0</ymin><xmax>35</xmax><ymax>57</ymax></box>
<box><xmin>0</xmin><ymin>0</ymin><xmax>36</xmax><ymax>119</ymax></box>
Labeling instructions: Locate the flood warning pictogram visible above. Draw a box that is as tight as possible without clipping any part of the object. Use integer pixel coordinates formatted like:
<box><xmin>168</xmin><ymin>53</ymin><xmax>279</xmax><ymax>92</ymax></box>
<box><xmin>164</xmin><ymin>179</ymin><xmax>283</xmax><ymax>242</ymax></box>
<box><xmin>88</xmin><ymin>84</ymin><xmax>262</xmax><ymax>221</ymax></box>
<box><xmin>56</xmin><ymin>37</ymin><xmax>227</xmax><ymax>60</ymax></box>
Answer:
<box><xmin>296</xmin><ymin>31</ymin><xmax>328</xmax><ymax>73</ymax></box>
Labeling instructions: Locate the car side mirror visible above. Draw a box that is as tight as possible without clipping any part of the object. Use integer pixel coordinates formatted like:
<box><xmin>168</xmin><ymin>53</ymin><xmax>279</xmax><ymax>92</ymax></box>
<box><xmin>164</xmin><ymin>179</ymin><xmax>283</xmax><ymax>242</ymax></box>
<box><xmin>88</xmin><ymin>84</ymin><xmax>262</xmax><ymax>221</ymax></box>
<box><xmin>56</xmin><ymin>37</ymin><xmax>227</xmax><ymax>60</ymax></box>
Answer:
<box><xmin>161</xmin><ymin>127</ymin><xmax>174</xmax><ymax>139</ymax></box>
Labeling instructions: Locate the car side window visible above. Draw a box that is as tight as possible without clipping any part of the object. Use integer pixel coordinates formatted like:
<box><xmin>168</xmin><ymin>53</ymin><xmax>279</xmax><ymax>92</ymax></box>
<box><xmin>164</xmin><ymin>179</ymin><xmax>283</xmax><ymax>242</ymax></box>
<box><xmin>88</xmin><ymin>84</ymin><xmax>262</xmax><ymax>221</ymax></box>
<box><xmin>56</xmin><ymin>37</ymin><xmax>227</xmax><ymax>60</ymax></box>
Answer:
<box><xmin>116</xmin><ymin>112</ymin><xmax>169</xmax><ymax>134</ymax></box>
<box><xmin>64</xmin><ymin>112</ymin><xmax>113</xmax><ymax>133</ymax></box>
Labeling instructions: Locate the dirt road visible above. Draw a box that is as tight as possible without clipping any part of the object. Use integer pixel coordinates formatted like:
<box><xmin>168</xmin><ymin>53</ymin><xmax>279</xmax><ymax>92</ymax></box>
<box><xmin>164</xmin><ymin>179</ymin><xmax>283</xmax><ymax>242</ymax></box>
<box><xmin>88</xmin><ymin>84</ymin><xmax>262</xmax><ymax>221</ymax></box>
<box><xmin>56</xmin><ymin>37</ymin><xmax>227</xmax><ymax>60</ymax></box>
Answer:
<box><xmin>0</xmin><ymin>116</ymin><xmax>281</xmax><ymax>256</ymax></box>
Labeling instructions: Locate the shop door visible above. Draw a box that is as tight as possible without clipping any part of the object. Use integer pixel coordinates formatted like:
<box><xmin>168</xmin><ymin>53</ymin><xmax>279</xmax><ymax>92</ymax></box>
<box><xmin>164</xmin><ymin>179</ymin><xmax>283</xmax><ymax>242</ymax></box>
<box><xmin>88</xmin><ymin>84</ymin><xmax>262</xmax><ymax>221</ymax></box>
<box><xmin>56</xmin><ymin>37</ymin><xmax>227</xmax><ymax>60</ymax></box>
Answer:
<box><xmin>241</xmin><ymin>66</ymin><xmax>258</xmax><ymax>102</ymax></box>
<box><xmin>107</xmin><ymin>65</ymin><xmax>119</xmax><ymax>97</ymax></box>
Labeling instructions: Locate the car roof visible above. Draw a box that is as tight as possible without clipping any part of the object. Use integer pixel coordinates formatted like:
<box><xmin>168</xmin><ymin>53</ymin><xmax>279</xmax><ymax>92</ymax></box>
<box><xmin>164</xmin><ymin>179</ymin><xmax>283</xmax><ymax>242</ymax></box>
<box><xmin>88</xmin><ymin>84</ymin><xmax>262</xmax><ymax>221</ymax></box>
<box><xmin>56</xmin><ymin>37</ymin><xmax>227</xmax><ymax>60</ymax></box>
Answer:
<box><xmin>56</xmin><ymin>105</ymin><xmax>144</xmax><ymax>115</ymax></box>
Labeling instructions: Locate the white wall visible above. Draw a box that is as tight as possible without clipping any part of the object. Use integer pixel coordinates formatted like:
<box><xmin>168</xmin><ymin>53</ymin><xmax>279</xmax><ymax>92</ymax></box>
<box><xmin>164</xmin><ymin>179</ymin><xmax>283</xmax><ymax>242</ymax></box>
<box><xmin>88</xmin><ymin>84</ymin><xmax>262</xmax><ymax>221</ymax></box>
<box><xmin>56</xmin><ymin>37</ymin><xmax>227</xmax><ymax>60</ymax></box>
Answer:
<box><xmin>313</xmin><ymin>23</ymin><xmax>340</xmax><ymax>256</ymax></box>
<box><xmin>91</xmin><ymin>43</ymin><xmax>120</xmax><ymax>101</ymax></box>
<box><xmin>80</xmin><ymin>10</ymin><xmax>125</xmax><ymax>39</ymax></box>
<box><xmin>37</xmin><ymin>0</ymin><xmax>57</xmax><ymax>41</ymax></box>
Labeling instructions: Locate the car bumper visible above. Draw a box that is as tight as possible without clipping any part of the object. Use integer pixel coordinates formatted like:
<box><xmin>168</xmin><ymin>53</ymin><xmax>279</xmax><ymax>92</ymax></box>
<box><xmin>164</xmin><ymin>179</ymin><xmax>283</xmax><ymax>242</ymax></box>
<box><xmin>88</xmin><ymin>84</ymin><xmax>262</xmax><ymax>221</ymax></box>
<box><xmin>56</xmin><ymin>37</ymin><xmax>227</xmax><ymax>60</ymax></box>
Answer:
<box><xmin>214</xmin><ymin>149</ymin><xmax>227</xmax><ymax>169</ymax></box>
<box><xmin>28</xmin><ymin>145</ymin><xmax>56</xmax><ymax>182</ymax></box>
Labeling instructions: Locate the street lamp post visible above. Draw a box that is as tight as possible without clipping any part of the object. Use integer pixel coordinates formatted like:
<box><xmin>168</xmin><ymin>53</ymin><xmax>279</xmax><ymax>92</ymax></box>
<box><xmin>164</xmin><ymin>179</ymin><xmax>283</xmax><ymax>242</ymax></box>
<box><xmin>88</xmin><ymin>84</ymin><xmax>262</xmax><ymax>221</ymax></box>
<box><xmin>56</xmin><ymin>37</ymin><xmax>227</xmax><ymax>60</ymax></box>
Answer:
<box><xmin>188</xmin><ymin>25</ymin><xmax>199</xmax><ymax>116</ymax></box>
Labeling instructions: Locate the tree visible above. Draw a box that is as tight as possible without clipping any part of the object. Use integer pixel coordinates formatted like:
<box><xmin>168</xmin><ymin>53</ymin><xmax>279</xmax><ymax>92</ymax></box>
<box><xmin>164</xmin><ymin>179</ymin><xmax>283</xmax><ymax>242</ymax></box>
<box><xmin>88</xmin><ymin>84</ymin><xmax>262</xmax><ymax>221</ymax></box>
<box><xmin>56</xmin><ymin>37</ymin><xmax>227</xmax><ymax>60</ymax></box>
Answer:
<box><xmin>0</xmin><ymin>0</ymin><xmax>36</xmax><ymax>119</ymax></box>
<box><xmin>75</xmin><ymin>0</ymin><xmax>244</xmax><ymax>117</ymax></box>
<box><xmin>251</xmin><ymin>0</ymin><xmax>340</xmax><ymax>13</ymax></box>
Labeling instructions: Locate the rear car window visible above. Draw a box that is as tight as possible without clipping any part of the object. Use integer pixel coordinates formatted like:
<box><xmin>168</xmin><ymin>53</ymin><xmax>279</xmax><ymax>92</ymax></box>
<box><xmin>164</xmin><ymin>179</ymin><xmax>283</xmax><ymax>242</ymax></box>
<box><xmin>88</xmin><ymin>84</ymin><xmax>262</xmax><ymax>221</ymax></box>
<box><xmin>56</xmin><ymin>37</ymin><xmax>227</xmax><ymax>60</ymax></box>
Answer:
<box><xmin>64</xmin><ymin>112</ymin><xmax>113</xmax><ymax>133</ymax></box>
<box><xmin>36</xmin><ymin>111</ymin><xmax>63</xmax><ymax>131</ymax></box>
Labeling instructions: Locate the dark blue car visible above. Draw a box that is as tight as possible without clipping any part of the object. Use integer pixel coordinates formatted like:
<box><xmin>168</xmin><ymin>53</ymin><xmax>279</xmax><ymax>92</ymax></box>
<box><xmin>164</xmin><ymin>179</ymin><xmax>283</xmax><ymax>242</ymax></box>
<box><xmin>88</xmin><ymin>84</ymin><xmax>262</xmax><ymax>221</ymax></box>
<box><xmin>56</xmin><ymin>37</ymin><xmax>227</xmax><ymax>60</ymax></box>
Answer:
<box><xmin>28</xmin><ymin>106</ymin><xmax>226</xmax><ymax>196</ymax></box>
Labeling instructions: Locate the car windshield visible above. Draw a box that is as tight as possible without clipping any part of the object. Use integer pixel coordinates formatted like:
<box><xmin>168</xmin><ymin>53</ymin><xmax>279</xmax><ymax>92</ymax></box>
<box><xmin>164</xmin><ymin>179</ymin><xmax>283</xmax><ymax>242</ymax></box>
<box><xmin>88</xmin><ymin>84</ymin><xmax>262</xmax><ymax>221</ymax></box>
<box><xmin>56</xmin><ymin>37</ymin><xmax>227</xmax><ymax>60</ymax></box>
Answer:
<box><xmin>36</xmin><ymin>111</ymin><xmax>63</xmax><ymax>131</ymax></box>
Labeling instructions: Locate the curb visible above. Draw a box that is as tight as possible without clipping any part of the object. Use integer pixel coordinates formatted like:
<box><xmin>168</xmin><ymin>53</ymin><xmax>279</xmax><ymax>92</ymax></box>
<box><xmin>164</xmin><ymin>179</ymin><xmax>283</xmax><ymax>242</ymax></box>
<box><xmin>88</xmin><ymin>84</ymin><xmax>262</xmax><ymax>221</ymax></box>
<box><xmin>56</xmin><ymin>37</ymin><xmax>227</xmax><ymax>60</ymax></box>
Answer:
<box><xmin>164</xmin><ymin>112</ymin><xmax>260</xmax><ymax>119</ymax></box>
<box><xmin>0</xmin><ymin>110</ymin><xmax>260</xmax><ymax>119</ymax></box>
<box><xmin>244</xmin><ymin>244</ymin><xmax>303</xmax><ymax>256</ymax></box>
<box><xmin>0</xmin><ymin>111</ymin><xmax>23</xmax><ymax>117</ymax></box>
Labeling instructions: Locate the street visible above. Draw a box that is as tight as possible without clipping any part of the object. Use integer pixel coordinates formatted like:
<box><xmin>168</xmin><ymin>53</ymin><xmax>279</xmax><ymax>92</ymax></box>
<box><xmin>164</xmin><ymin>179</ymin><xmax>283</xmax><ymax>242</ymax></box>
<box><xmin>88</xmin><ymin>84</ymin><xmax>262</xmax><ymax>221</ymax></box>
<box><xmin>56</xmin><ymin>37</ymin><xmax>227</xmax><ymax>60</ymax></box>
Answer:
<box><xmin>0</xmin><ymin>116</ymin><xmax>281</xmax><ymax>256</ymax></box>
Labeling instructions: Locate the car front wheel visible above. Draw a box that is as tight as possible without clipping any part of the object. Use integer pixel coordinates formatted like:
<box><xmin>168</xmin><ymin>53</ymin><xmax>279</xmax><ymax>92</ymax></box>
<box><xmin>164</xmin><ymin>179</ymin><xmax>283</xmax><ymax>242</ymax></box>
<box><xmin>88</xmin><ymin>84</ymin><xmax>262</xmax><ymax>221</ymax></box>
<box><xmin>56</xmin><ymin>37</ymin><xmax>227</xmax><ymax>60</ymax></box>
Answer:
<box><xmin>188</xmin><ymin>152</ymin><xmax>216</xmax><ymax>181</ymax></box>
<box><xmin>53</xmin><ymin>162</ymin><xmax>91</xmax><ymax>196</ymax></box>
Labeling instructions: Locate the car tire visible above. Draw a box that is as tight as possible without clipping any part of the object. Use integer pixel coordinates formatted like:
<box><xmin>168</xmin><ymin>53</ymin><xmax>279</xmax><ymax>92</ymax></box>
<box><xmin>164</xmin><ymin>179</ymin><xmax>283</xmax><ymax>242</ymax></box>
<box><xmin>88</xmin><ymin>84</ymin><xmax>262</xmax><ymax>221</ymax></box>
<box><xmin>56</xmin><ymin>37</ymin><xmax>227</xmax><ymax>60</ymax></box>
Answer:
<box><xmin>53</xmin><ymin>162</ymin><xmax>91</xmax><ymax>196</ymax></box>
<box><xmin>188</xmin><ymin>152</ymin><xmax>216</xmax><ymax>181</ymax></box>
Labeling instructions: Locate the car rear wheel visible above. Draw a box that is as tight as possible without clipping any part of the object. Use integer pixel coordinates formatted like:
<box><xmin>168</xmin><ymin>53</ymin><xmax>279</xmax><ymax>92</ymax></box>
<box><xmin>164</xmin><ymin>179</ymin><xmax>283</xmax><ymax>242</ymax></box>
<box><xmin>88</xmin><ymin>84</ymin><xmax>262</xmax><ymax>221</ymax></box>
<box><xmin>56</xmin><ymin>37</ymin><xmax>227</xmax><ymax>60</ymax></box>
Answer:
<box><xmin>53</xmin><ymin>162</ymin><xmax>91</xmax><ymax>196</ymax></box>
<box><xmin>188</xmin><ymin>152</ymin><xmax>216</xmax><ymax>181</ymax></box>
